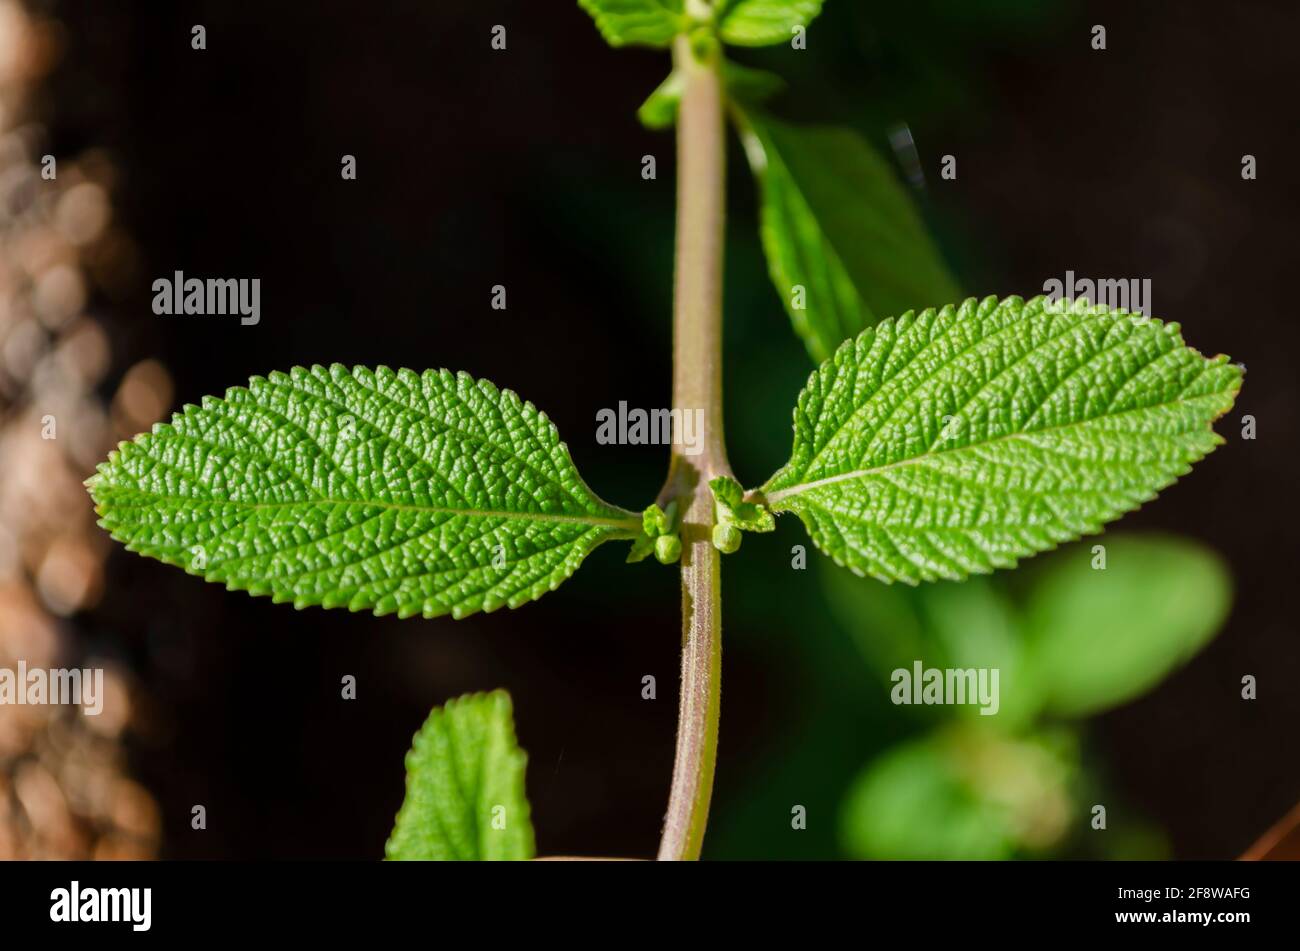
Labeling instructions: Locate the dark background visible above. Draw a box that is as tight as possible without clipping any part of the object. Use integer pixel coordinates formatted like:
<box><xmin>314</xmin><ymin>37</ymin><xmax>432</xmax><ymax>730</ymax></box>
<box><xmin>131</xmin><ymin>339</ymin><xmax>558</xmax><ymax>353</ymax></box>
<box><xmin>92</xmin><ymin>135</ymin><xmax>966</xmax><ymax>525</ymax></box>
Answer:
<box><xmin>39</xmin><ymin>0</ymin><xmax>1298</xmax><ymax>858</ymax></box>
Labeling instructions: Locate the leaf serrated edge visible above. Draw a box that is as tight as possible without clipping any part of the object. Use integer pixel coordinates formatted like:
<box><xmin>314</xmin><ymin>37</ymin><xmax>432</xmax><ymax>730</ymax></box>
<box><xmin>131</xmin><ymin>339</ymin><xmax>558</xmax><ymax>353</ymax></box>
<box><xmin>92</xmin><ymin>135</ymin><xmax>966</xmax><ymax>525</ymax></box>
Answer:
<box><xmin>386</xmin><ymin>689</ymin><xmax>534</xmax><ymax>861</ymax></box>
<box><xmin>87</xmin><ymin>364</ymin><xmax>643</xmax><ymax>619</ymax></box>
<box><xmin>755</xmin><ymin>295</ymin><xmax>1242</xmax><ymax>583</ymax></box>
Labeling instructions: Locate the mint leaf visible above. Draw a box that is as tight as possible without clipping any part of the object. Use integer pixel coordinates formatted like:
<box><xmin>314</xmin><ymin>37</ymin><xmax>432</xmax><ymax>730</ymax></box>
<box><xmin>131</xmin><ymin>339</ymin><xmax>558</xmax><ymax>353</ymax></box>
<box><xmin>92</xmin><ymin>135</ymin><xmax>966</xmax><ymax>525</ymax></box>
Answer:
<box><xmin>1023</xmin><ymin>534</ymin><xmax>1231</xmax><ymax>717</ymax></box>
<box><xmin>386</xmin><ymin>691</ymin><xmax>535</xmax><ymax>861</ymax></box>
<box><xmin>88</xmin><ymin>365</ymin><xmax>639</xmax><ymax>619</ymax></box>
<box><xmin>718</xmin><ymin>0</ymin><xmax>824</xmax><ymax>46</ymax></box>
<box><xmin>738</xmin><ymin>110</ymin><xmax>960</xmax><ymax>363</ymax></box>
<box><xmin>578</xmin><ymin>0</ymin><xmax>687</xmax><ymax>48</ymax></box>
<box><xmin>761</xmin><ymin>297</ymin><xmax>1242</xmax><ymax>585</ymax></box>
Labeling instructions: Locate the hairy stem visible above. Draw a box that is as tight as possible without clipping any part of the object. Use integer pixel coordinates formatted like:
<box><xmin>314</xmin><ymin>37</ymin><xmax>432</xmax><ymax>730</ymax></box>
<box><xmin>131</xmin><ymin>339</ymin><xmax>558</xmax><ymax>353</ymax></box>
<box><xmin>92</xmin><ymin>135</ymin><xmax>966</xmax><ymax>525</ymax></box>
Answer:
<box><xmin>656</xmin><ymin>35</ymin><xmax>730</xmax><ymax>862</ymax></box>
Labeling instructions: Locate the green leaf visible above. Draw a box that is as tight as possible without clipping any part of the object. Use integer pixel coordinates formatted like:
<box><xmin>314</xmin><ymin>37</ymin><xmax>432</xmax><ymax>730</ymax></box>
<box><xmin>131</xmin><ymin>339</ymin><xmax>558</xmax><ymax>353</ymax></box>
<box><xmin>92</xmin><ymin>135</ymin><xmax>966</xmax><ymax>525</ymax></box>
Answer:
<box><xmin>738</xmin><ymin>110</ymin><xmax>960</xmax><ymax>363</ymax></box>
<box><xmin>708</xmin><ymin>474</ymin><xmax>745</xmax><ymax>509</ymax></box>
<box><xmin>820</xmin><ymin>564</ymin><xmax>1034</xmax><ymax>727</ymax></box>
<box><xmin>639</xmin><ymin>61</ymin><xmax>785</xmax><ymax>131</ymax></box>
<box><xmin>638</xmin><ymin>71</ymin><xmax>687</xmax><ymax>129</ymax></box>
<box><xmin>626</xmin><ymin>533</ymin><xmax>658</xmax><ymax>563</ymax></box>
<box><xmin>708</xmin><ymin>475</ymin><xmax>769</xmax><ymax>554</ymax></box>
<box><xmin>87</xmin><ymin>365</ymin><xmax>640</xmax><ymax>620</ymax></box>
<box><xmin>839</xmin><ymin>726</ymin><xmax>1077</xmax><ymax>860</ymax></box>
<box><xmin>761</xmin><ymin>296</ymin><xmax>1242</xmax><ymax>585</ymax></box>
<box><xmin>627</xmin><ymin>501</ymin><xmax>681</xmax><ymax>562</ymax></box>
<box><xmin>386</xmin><ymin>691</ymin><xmax>535</xmax><ymax>861</ymax></box>
<box><xmin>578</xmin><ymin>0</ymin><xmax>687</xmax><ymax>48</ymax></box>
<box><xmin>644</xmin><ymin>499</ymin><xmax>678</xmax><ymax>536</ymax></box>
<box><xmin>718</xmin><ymin>0</ymin><xmax>824</xmax><ymax>46</ymax></box>
<box><xmin>709</xmin><ymin>475</ymin><xmax>774</xmax><ymax>532</ymax></box>
<box><xmin>1023</xmin><ymin>534</ymin><xmax>1232</xmax><ymax>717</ymax></box>
<box><xmin>722</xmin><ymin>60</ymin><xmax>786</xmax><ymax>106</ymax></box>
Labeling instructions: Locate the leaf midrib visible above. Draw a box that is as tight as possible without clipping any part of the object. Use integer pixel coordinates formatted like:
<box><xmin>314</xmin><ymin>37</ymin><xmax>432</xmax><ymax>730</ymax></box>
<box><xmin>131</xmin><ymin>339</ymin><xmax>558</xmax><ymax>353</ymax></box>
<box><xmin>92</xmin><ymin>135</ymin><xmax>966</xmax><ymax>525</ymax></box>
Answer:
<box><xmin>96</xmin><ymin>485</ymin><xmax>641</xmax><ymax>531</ymax></box>
<box><xmin>763</xmin><ymin>382</ymin><xmax>1230</xmax><ymax>506</ymax></box>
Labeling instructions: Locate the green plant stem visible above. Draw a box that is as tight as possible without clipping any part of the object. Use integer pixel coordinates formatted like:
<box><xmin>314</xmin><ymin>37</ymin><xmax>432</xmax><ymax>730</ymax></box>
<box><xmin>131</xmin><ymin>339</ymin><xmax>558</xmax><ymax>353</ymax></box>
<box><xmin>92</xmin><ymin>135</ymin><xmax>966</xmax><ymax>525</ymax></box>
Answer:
<box><xmin>656</xmin><ymin>35</ymin><xmax>730</xmax><ymax>862</ymax></box>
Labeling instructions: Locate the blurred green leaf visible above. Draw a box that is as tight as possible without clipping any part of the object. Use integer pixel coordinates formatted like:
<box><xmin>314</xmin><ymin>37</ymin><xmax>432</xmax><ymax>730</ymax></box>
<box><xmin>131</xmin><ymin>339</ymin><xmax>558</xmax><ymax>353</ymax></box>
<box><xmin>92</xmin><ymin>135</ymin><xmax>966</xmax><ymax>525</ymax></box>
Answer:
<box><xmin>638</xmin><ymin>71</ymin><xmax>687</xmax><ymax>129</ymax></box>
<box><xmin>639</xmin><ymin>61</ymin><xmax>785</xmax><ymax>130</ymax></box>
<box><xmin>821</xmin><ymin>564</ymin><xmax>1037</xmax><ymax>725</ymax></box>
<box><xmin>737</xmin><ymin>109</ymin><xmax>960</xmax><ymax>362</ymax></box>
<box><xmin>1023</xmin><ymin>534</ymin><xmax>1233</xmax><ymax>718</ymax></box>
<box><xmin>722</xmin><ymin>60</ymin><xmax>787</xmax><ymax>107</ymax></box>
<box><xmin>718</xmin><ymin>0</ymin><xmax>824</xmax><ymax>47</ymax></box>
<box><xmin>386</xmin><ymin>691</ymin><xmax>535</xmax><ymax>860</ymax></box>
<box><xmin>910</xmin><ymin>581</ymin><xmax>1037</xmax><ymax>728</ymax></box>
<box><xmin>840</xmin><ymin>726</ymin><xmax>1077</xmax><ymax>860</ymax></box>
<box><xmin>840</xmin><ymin>730</ymin><xmax>1014</xmax><ymax>860</ymax></box>
<box><xmin>578</xmin><ymin>0</ymin><xmax>686</xmax><ymax>48</ymax></box>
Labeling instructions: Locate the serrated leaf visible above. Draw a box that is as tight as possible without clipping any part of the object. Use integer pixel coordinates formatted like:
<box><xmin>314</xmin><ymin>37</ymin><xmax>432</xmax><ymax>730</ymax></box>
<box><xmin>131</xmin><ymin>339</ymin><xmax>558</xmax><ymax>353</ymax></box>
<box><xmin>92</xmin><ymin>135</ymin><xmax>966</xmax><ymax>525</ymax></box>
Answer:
<box><xmin>738</xmin><ymin>110</ymin><xmax>960</xmax><ymax>363</ymax></box>
<box><xmin>761</xmin><ymin>296</ymin><xmax>1242</xmax><ymax>585</ymax></box>
<box><xmin>386</xmin><ymin>691</ymin><xmax>535</xmax><ymax>861</ymax></box>
<box><xmin>579</xmin><ymin>0</ymin><xmax>687</xmax><ymax>48</ymax></box>
<box><xmin>642</xmin><ymin>501</ymin><xmax>672</xmax><ymax>536</ymax></box>
<box><xmin>709</xmin><ymin>475</ymin><xmax>774</xmax><ymax>532</ymax></box>
<box><xmin>718</xmin><ymin>0</ymin><xmax>824</xmax><ymax>46</ymax></box>
<box><xmin>709</xmin><ymin>474</ymin><xmax>745</xmax><ymax>509</ymax></box>
<box><xmin>626</xmin><ymin>533</ymin><xmax>658</xmax><ymax>563</ymax></box>
<box><xmin>1023</xmin><ymin>534</ymin><xmax>1231</xmax><ymax>717</ymax></box>
<box><xmin>88</xmin><ymin>365</ymin><xmax>640</xmax><ymax>619</ymax></box>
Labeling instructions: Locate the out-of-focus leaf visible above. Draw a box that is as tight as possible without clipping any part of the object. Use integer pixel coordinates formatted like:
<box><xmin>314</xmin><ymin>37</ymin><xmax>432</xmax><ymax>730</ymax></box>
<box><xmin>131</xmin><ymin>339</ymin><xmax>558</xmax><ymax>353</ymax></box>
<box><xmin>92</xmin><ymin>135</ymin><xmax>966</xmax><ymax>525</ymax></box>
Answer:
<box><xmin>578</xmin><ymin>0</ymin><xmax>686</xmax><ymax>48</ymax></box>
<box><xmin>637</xmin><ymin>71</ymin><xmax>687</xmax><ymax>129</ymax></box>
<box><xmin>639</xmin><ymin>61</ymin><xmax>785</xmax><ymax>130</ymax></box>
<box><xmin>820</xmin><ymin>563</ymin><xmax>1036</xmax><ymax>726</ymax></box>
<box><xmin>737</xmin><ymin>109</ymin><xmax>960</xmax><ymax>362</ymax></box>
<box><xmin>839</xmin><ymin>726</ymin><xmax>1077</xmax><ymax>860</ymax></box>
<box><xmin>722</xmin><ymin>60</ymin><xmax>787</xmax><ymax>106</ymax></box>
<box><xmin>840</xmin><ymin>731</ymin><xmax>1013</xmax><ymax>860</ymax></box>
<box><xmin>1023</xmin><ymin>534</ymin><xmax>1232</xmax><ymax>717</ymax></box>
<box><xmin>718</xmin><ymin>0</ymin><xmax>824</xmax><ymax>46</ymax></box>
